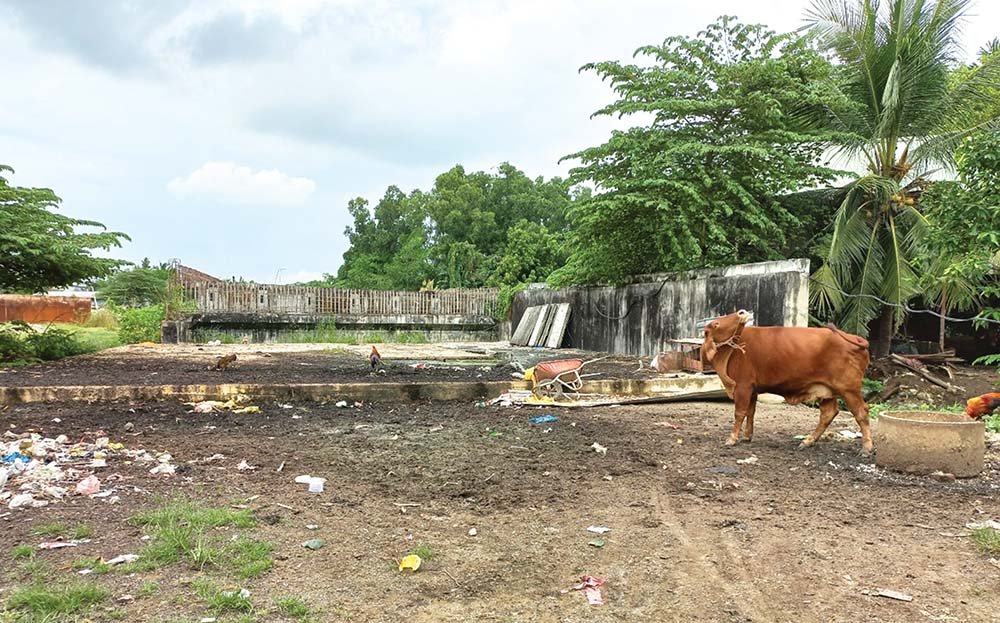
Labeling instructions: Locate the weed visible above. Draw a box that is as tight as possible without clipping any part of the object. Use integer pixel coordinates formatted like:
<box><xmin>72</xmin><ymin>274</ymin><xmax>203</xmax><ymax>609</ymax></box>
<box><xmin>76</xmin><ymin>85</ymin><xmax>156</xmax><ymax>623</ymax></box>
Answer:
<box><xmin>229</xmin><ymin>536</ymin><xmax>274</xmax><ymax>579</ymax></box>
<box><xmin>5</xmin><ymin>583</ymin><xmax>108</xmax><ymax>617</ymax></box>
<box><xmin>11</xmin><ymin>544</ymin><xmax>35</xmax><ymax>560</ymax></box>
<box><xmin>29</xmin><ymin>522</ymin><xmax>66</xmax><ymax>537</ymax></box>
<box><xmin>276</xmin><ymin>595</ymin><xmax>314</xmax><ymax>620</ymax></box>
<box><xmin>194</xmin><ymin>578</ymin><xmax>254</xmax><ymax>614</ymax></box>
<box><xmin>71</xmin><ymin>558</ymin><xmax>111</xmax><ymax>574</ymax></box>
<box><xmin>137</xmin><ymin>580</ymin><xmax>160</xmax><ymax>598</ymax></box>
<box><xmin>861</xmin><ymin>377</ymin><xmax>885</xmax><ymax>394</ymax></box>
<box><xmin>970</xmin><ymin>528</ymin><xmax>1000</xmax><ymax>555</ymax></box>
<box><xmin>411</xmin><ymin>544</ymin><xmax>434</xmax><ymax>560</ymax></box>
<box><xmin>106</xmin><ymin>607</ymin><xmax>128</xmax><ymax>619</ymax></box>
<box><xmin>12</xmin><ymin>560</ymin><xmax>53</xmax><ymax>583</ymax></box>
<box><xmin>71</xmin><ymin>523</ymin><xmax>94</xmax><ymax>540</ymax></box>
<box><xmin>84</xmin><ymin>308</ymin><xmax>119</xmax><ymax>329</ymax></box>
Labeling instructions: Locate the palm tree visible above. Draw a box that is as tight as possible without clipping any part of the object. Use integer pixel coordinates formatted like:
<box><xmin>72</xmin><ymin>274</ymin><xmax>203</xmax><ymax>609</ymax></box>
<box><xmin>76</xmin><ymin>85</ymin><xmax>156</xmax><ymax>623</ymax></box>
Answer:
<box><xmin>806</xmin><ymin>0</ymin><xmax>1000</xmax><ymax>357</ymax></box>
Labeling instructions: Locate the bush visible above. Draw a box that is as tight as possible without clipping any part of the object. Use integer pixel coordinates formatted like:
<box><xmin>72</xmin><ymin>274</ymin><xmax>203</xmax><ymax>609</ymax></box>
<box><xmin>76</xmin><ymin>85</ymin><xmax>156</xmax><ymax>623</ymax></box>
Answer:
<box><xmin>115</xmin><ymin>305</ymin><xmax>164</xmax><ymax>344</ymax></box>
<box><xmin>0</xmin><ymin>322</ymin><xmax>88</xmax><ymax>364</ymax></box>
<box><xmin>83</xmin><ymin>308</ymin><xmax>118</xmax><ymax>329</ymax></box>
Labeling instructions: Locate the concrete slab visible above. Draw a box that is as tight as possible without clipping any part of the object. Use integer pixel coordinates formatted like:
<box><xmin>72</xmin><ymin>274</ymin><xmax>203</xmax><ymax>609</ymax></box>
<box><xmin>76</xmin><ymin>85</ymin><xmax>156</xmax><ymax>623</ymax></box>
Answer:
<box><xmin>511</xmin><ymin>307</ymin><xmax>541</xmax><ymax>346</ymax></box>
<box><xmin>544</xmin><ymin>303</ymin><xmax>571</xmax><ymax>349</ymax></box>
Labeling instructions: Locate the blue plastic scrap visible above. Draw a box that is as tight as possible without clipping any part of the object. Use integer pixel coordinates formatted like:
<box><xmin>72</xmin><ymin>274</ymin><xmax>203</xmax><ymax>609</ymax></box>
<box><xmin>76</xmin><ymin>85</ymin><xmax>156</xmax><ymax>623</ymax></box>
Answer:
<box><xmin>530</xmin><ymin>415</ymin><xmax>559</xmax><ymax>424</ymax></box>
<box><xmin>2</xmin><ymin>452</ymin><xmax>30</xmax><ymax>464</ymax></box>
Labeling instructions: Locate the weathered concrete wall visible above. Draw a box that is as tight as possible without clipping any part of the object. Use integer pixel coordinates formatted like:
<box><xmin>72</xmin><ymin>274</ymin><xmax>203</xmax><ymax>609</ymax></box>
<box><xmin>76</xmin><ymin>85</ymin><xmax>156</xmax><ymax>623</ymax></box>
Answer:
<box><xmin>510</xmin><ymin>259</ymin><xmax>810</xmax><ymax>356</ymax></box>
<box><xmin>162</xmin><ymin>312</ymin><xmax>497</xmax><ymax>344</ymax></box>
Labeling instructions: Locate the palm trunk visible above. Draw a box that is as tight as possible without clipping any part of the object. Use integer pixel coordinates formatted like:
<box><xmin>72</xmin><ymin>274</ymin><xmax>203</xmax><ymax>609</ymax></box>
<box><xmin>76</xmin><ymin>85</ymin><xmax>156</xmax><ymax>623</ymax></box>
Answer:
<box><xmin>938</xmin><ymin>290</ymin><xmax>948</xmax><ymax>353</ymax></box>
<box><xmin>874</xmin><ymin>305</ymin><xmax>894</xmax><ymax>359</ymax></box>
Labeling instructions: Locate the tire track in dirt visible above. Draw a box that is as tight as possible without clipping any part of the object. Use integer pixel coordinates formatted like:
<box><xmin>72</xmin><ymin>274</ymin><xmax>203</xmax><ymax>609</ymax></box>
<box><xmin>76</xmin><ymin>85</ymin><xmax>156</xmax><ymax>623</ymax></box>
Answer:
<box><xmin>654</xmin><ymin>489</ymin><xmax>772</xmax><ymax>622</ymax></box>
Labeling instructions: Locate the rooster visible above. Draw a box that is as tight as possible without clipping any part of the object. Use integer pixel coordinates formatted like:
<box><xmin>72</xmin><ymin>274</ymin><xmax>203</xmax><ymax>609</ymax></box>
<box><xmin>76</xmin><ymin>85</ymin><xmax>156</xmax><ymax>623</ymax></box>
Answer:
<box><xmin>965</xmin><ymin>392</ymin><xmax>1000</xmax><ymax>419</ymax></box>
<box><xmin>369</xmin><ymin>346</ymin><xmax>382</xmax><ymax>372</ymax></box>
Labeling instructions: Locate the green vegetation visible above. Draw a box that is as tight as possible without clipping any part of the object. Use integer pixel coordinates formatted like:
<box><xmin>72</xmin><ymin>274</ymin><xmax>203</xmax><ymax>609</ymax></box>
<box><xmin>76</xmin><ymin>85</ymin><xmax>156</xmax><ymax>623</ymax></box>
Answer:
<box><xmin>275</xmin><ymin>596</ymin><xmax>316</xmax><ymax>621</ymax></box>
<box><xmin>5</xmin><ymin>582</ymin><xmax>108</xmax><ymax>618</ymax></box>
<box><xmin>555</xmin><ymin>16</ymin><xmax>840</xmax><ymax>285</ymax></box>
<box><xmin>113</xmin><ymin>304</ymin><xmax>165</xmax><ymax>344</ymax></box>
<box><xmin>808</xmin><ymin>0</ymin><xmax>1000</xmax><ymax>355</ymax></box>
<box><xmin>193</xmin><ymin>578</ymin><xmax>254</xmax><ymax>615</ymax></box>
<box><xmin>411</xmin><ymin>544</ymin><xmax>434</xmax><ymax>561</ymax></box>
<box><xmin>970</xmin><ymin>527</ymin><xmax>1000</xmax><ymax>555</ymax></box>
<box><xmin>137</xmin><ymin>580</ymin><xmax>159</xmax><ymax>598</ymax></box>
<box><xmin>29</xmin><ymin>522</ymin><xmax>66</xmax><ymax>537</ymax></box>
<box><xmin>0</xmin><ymin>321</ymin><xmax>118</xmax><ymax>366</ymax></box>
<box><xmin>11</xmin><ymin>544</ymin><xmax>35</xmax><ymax>560</ymax></box>
<box><xmin>0</xmin><ymin>165</ymin><xmax>127</xmax><ymax>294</ymax></box>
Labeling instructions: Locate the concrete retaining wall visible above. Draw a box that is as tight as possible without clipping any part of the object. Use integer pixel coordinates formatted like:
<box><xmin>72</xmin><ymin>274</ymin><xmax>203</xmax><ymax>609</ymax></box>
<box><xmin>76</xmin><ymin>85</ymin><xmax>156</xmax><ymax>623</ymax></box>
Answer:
<box><xmin>511</xmin><ymin>259</ymin><xmax>809</xmax><ymax>356</ymax></box>
<box><xmin>162</xmin><ymin>312</ymin><xmax>497</xmax><ymax>344</ymax></box>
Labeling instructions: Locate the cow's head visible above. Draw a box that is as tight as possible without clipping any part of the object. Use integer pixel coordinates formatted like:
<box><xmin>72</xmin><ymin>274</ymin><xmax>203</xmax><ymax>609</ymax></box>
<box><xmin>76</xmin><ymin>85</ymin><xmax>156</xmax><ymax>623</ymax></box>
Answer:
<box><xmin>702</xmin><ymin>310</ymin><xmax>753</xmax><ymax>363</ymax></box>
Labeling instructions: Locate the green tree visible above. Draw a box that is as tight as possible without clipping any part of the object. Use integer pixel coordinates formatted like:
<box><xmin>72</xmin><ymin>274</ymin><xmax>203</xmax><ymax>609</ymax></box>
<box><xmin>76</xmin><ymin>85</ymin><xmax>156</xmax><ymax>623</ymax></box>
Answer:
<box><xmin>552</xmin><ymin>16</ymin><xmax>840</xmax><ymax>285</ymax></box>
<box><xmin>0</xmin><ymin>165</ymin><xmax>128</xmax><ymax>293</ymax></box>
<box><xmin>807</xmin><ymin>0</ymin><xmax>1000</xmax><ymax>356</ymax></box>
<box><xmin>488</xmin><ymin>220</ymin><xmax>567</xmax><ymax>287</ymax></box>
<box><xmin>96</xmin><ymin>259</ymin><xmax>171</xmax><ymax>307</ymax></box>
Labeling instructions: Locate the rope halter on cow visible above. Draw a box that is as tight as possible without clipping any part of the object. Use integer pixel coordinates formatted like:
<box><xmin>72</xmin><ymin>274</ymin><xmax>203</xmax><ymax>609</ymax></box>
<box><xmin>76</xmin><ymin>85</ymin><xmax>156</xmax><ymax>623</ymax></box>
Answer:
<box><xmin>709</xmin><ymin>309</ymin><xmax>752</xmax><ymax>399</ymax></box>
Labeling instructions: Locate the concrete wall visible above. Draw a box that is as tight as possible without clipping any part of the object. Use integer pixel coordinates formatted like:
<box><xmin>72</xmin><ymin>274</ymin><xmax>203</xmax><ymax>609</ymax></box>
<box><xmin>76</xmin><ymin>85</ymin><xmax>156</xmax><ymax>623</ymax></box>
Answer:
<box><xmin>510</xmin><ymin>259</ymin><xmax>810</xmax><ymax>356</ymax></box>
<box><xmin>162</xmin><ymin>312</ymin><xmax>497</xmax><ymax>344</ymax></box>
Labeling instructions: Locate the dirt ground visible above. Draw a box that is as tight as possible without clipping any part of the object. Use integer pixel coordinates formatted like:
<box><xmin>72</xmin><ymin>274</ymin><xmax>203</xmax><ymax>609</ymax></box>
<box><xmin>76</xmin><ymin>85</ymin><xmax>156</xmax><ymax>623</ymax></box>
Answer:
<box><xmin>0</xmin><ymin>343</ymin><xmax>658</xmax><ymax>387</ymax></box>
<box><xmin>2</xmin><ymin>396</ymin><xmax>999</xmax><ymax>622</ymax></box>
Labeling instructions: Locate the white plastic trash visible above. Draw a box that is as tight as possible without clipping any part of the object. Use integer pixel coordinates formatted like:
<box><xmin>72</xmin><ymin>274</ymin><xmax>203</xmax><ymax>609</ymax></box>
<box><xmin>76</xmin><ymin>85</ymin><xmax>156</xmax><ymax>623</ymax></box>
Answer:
<box><xmin>308</xmin><ymin>477</ymin><xmax>325</xmax><ymax>494</ymax></box>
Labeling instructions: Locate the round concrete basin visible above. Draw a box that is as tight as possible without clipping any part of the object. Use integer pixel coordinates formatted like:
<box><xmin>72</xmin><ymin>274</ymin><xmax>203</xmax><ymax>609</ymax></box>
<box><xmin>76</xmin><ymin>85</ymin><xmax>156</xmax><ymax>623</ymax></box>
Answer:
<box><xmin>874</xmin><ymin>411</ymin><xmax>984</xmax><ymax>478</ymax></box>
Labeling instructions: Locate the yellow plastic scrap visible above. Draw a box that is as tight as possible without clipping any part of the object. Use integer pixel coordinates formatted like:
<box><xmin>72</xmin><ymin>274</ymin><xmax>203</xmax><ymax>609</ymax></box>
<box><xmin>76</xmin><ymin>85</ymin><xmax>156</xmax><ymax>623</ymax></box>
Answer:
<box><xmin>231</xmin><ymin>405</ymin><xmax>260</xmax><ymax>414</ymax></box>
<box><xmin>107</xmin><ymin>442</ymin><xmax>124</xmax><ymax>450</ymax></box>
<box><xmin>398</xmin><ymin>554</ymin><xmax>422</xmax><ymax>572</ymax></box>
<box><xmin>523</xmin><ymin>367</ymin><xmax>535</xmax><ymax>382</ymax></box>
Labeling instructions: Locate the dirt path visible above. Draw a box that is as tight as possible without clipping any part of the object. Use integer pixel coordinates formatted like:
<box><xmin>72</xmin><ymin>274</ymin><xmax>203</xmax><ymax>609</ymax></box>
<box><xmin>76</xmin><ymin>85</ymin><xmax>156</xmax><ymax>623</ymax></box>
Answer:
<box><xmin>2</xmin><ymin>398</ymin><xmax>999</xmax><ymax>622</ymax></box>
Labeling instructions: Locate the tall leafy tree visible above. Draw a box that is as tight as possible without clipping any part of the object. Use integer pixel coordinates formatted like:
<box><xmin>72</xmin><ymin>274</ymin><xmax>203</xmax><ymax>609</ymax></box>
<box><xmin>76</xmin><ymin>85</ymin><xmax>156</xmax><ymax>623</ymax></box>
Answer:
<box><xmin>807</xmin><ymin>0</ymin><xmax>1000</xmax><ymax>356</ymax></box>
<box><xmin>0</xmin><ymin>165</ymin><xmax>128</xmax><ymax>293</ymax></box>
<box><xmin>552</xmin><ymin>16</ymin><xmax>840</xmax><ymax>285</ymax></box>
<box><xmin>96</xmin><ymin>259</ymin><xmax>171</xmax><ymax>307</ymax></box>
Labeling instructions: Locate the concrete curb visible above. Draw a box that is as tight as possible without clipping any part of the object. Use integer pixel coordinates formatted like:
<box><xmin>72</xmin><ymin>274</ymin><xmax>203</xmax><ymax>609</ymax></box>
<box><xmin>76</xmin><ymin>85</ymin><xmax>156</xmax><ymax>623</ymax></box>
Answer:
<box><xmin>0</xmin><ymin>375</ymin><xmax>724</xmax><ymax>406</ymax></box>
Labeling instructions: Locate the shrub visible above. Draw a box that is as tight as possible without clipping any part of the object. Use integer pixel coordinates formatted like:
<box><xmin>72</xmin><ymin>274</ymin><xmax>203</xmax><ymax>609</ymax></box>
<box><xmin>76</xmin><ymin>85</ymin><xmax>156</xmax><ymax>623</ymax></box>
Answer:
<box><xmin>0</xmin><ymin>322</ymin><xmax>88</xmax><ymax>363</ymax></box>
<box><xmin>115</xmin><ymin>305</ymin><xmax>164</xmax><ymax>344</ymax></box>
<box><xmin>83</xmin><ymin>308</ymin><xmax>118</xmax><ymax>329</ymax></box>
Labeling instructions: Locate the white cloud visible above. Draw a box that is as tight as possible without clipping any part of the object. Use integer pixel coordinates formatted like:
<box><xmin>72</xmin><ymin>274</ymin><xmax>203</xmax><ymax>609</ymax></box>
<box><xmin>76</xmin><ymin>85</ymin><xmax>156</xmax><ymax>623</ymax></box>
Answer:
<box><xmin>167</xmin><ymin>161</ymin><xmax>316</xmax><ymax>205</ymax></box>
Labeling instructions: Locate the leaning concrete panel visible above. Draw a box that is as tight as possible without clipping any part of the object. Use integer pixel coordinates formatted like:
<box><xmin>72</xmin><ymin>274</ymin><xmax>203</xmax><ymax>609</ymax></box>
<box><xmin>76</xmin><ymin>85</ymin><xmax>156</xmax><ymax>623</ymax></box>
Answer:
<box><xmin>511</xmin><ymin>306</ymin><xmax>541</xmax><ymax>345</ymax></box>
<box><xmin>545</xmin><ymin>303</ymin><xmax>571</xmax><ymax>348</ymax></box>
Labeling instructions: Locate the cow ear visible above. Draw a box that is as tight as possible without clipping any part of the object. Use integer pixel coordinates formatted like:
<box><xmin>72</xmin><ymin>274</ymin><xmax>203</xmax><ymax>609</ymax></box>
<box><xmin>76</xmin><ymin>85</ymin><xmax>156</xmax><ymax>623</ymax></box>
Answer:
<box><xmin>703</xmin><ymin>336</ymin><xmax>717</xmax><ymax>362</ymax></box>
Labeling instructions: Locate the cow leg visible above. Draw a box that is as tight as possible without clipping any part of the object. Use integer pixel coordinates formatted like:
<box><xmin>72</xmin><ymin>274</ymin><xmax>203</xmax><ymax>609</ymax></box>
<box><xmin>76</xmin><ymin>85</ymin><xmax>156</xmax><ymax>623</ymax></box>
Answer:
<box><xmin>727</xmin><ymin>384</ymin><xmax>753</xmax><ymax>446</ymax></box>
<box><xmin>799</xmin><ymin>398</ymin><xmax>838</xmax><ymax>449</ymax></box>
<box><xmin>742</xmin><ymin>392</ymin><xmax>758</xmax><ymax>442</ymax></box>
<box><xmin>843</xmin><ymin>391</ymin><xmax>874</xmax><ymax>455</ymax></box>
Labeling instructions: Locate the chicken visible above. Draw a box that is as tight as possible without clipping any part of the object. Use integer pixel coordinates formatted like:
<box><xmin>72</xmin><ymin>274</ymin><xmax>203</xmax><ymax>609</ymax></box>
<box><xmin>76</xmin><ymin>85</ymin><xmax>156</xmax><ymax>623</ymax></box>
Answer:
<box><xmin>213</xmin><ymin>353</ymin><xmax>237</xmax><ymax>370</ymax></box>
<box><xmin>965</xmin><ymin>392</ymin><xmax>1000</xmax><ymax>419</ymax></box>
<box><xmin>369</xmin><ymin>346</ymin><xmax>382</xmax><ymax>372</ymax></box>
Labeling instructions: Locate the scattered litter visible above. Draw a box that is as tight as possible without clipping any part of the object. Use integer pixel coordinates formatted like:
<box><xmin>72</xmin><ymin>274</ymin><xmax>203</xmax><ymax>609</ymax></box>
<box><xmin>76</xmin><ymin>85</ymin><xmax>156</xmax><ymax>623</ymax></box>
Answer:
<box><xmin>838</xmin><ymin>430</ymin><xmax>863</xmax><ymax>439</ymax></box>
<box><xmin>206</xmin><ymin>340</ymin><xmax>222</xmax><ymax>346</ymax></box>
<box><xmin>3</xmin><ymin>431</ymin><xmax>172</xmax><ymax>510</ymax></box>
<box><xmin>530</xmin><ymin>415</ymin><xmax>559</xmax><ymax>424</ymax></box>
<box><xmin>468</xmin><ymin>527</ymin><xmax>477</xmax><ymax>537</ymax></box>
<box><xmin>654</xmin><ymin>421</ymin><xmax>681</xmax><ymax>429</ymax></box>
<box><xmin>185</xmin><ymin>397</ymin><xmax>260</xmax><ymax>414</ymax></box>
<box><xmin>399</xmin><ymin>554</ymin><xmax>422</xmax><ymax>572</ymax></box>
<box><xmin>149</xmin><ymin>463</ymin><xmax>176</xmax><ymax>476</ymax></box>
<box><xmin>587</xmin><ymin>526</ymin><xmax>612</xmax><ymax>534</ymax></box>
<box><xmin>39</xmin><ymin>541</ymin><xmax>84</xmax><ymax>549</ymax></box>
<box><xmin>236</xmin><ymin>460</ymin><xmax>257</xmax><ymax>472</ymax></box>
<box><xmin>123</xmin><ymin>422</ymin><xmax>135</xmax><ymax>432</ymax></box>
<box><xmin>793</xmin><ymin>434</ymin><xmax>807</xmax><ymax>440</ymax></box>
<box><xmin>278</xmin><ymin>404</ymin><xmax>294</xmax><ymax>409</ymax></box>
<box><xmin>736</xmin><ymin>456</ymin><xmax>758</xmax><ymax>465</ymax></box>
<box><xmin>308</xmin><ymin>478</ymin><xmax>325</xmax><ymax>494</ymax></box>
<box><xmin>306</xmin><ymin>524</ymin><xmax>318</xmax><ymax>530</ymax></box>
<box><xmin>588</xmin><ymin>539</ymin><xmax>605</xmax><ymax>548</ymax></box>
<box><xmin>301</xmin><ymin>539</ymin><xmax>325</xmax><ymax>550</ymax></box>
<box><xmin>475</xmin><ymin>401</ymin><xmax>486</xmax><ymax>408</ymax></box>
<box><xmin>429</xmin><ymin>425</ymin><xmax>445</xmax><ymax>433</ymax></box>
<box><xmin>562</xmin><ymin>575</ymin><xmax>606</xmax><ymax>605</ymax></box>
<box><xmin>276</xmin><ymin>462</ymin><xmax>285</xmax><ymax>473</ymax></box>
<box><xmin>591</xmin><ymin>442</ymin><xmax>607</xmax><ymax>456</ymax></box>
<box><xmin>877</xmin><ymin>589</ymin><xmax>913</xmax><ymax>602</ymax></box>
<box><xmin>75</xmin><ymin>475</ymin><xmax>101</xmax><ymax>496</ymax></box>
<box><xmin>709</xmin><ymin>465</ymin><xmax>739</xmax><ymax>476</ymax></box>
<box><xmin>201</xmin><ymin>617</ymin><xmax>218</xmax><ymax>623</ymax></box>
<box><xmin>603</xmin><ymin>475</ymin><xmax>613</xmax><ymax>481</ymax></box>
<box><xmin>929</xmin><ymin>471</ymin><xmax>955</xmax><ymax>482</ymax></box>
<box><xmin>294</xmin><ymin>475</ymin><xmax>313</xmax><ymax>484</ymax></box>
<box><xmin>221</xmin><ymin>588</ymin><xmax>251</xmax><ymax>600</ymax></box>
<box><xmin>335</xmin><ymin>401</ymin><xmax>348</xmax><ymax>408</ymax></box>
<box><xmin>966</xmin><ymin>520</ymin><xmax>1000</xmax><ymax>530</ymax></box>
<box><xmin>105</xmin><ymin>554</ymin><xmax>139</xmax><ymax>566</ymax></box>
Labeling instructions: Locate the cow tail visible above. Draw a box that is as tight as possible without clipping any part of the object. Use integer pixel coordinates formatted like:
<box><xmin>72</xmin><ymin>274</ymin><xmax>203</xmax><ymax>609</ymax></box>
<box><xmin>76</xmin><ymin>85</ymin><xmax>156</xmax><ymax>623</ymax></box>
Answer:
<box><xmin>826</xmin><ymin>323</ymin><xmax>870</xmax><ymax>350</ymax></box>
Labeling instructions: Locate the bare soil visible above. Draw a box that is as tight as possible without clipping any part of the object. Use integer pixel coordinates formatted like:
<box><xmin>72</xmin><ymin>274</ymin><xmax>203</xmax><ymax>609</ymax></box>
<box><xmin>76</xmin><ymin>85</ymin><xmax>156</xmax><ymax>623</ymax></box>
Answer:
<box><xmin>0</xmin><ymin>344</ymin><xmax>657</xmax><ymax>388</ymax></box>
<box><xmin>3</xmin><ymin>397</ymin><xmax>999</xmax><ymax>622</ymax></box>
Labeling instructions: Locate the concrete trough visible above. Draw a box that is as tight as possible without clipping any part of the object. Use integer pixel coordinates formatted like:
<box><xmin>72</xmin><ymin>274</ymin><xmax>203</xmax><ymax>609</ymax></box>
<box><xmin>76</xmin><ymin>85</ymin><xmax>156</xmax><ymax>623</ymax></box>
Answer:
<box><xmin>874</xmin><ymin>411</ymin><xmax>985</xmax><ymax>478</ymax></box>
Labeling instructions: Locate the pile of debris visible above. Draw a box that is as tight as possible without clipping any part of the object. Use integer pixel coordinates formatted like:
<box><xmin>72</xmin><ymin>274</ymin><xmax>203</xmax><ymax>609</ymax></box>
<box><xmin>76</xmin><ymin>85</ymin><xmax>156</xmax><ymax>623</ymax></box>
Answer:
<box><xmin>1</xmin><ymin>431</ymin><xmax>174</xmax><ymax>510</ymax></box>
<box><xmin>868</xmin><ymin>350</ymin><xmax>973</xmax><ymax>405</ymax></box>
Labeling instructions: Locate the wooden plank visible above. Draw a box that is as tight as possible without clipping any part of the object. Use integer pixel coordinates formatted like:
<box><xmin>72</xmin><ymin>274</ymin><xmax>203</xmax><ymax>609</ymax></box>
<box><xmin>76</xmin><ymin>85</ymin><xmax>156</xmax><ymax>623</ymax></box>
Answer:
<box><xmin>511</xmin><ymin>306</ymin><xmax>541</xmax><ymax>346</ymax></box>
<box><xmin>544</xmin><ymin>303</ymin><xmax>571</xmax><ymax>349</ymax></box>
<box><xmin>529</xmin><ymin>304</ymin><xmax>554</xmax><ymax>347</ymax></box>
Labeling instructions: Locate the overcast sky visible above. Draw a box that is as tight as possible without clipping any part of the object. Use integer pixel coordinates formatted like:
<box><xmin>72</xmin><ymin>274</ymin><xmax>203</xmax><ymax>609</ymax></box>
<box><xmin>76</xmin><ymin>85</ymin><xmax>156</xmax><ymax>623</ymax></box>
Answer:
<box><xmin>2</xmin><ymin>1</ymin><xmax>997</xmax><ymax>284</ymax></box>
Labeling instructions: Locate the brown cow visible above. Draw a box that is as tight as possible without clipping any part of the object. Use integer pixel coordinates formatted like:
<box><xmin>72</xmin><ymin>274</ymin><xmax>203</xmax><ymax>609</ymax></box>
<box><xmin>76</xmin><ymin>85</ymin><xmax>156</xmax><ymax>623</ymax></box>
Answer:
<box><xmin>702</xmin><ymin>310</ymin><xmax>872</xmax><ymax>454</ymax></box>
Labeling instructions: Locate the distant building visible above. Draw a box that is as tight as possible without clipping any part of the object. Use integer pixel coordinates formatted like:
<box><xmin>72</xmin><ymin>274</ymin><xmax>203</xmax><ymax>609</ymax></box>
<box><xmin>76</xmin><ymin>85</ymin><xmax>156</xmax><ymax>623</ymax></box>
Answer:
<box><xmin>175</xmin><ymin>265</ymin><xmax>223</xmax><ymax>284</ymax></box>
<box><xmin>44</xmin><ymin>288</ymin><xmax>100</xmax><ymax>309</ymax></box>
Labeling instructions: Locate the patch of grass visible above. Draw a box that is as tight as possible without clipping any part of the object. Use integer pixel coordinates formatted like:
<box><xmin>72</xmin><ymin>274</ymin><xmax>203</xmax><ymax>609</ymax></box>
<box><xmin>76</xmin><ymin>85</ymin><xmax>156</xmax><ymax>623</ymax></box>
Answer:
<box><xmin>229</xmin><ymin>535</ymin><xmax>274</xmax><ymax>579</ymax></box>
<box><xmin>64</xmin><ymin>325</ymin><xmax>121</xmax><ymax>352</ymax></box>
<box><xmin>985</xmin><ymin>414</ymin><xmax>1000</xmax><ymax>434</ymax></box>
<box><xmin>862</xmin><ymin>377</ymin><xmax>884</xmax><ymax>394</ymax></box>
<box><xmin>5</xmin><ymin>582</ymin><xmax>108</xmax><ymax>617</ymax></box>
<box><xmin>83</xmin><ymin>308</ymin><xmax>119</xmax><ymax>329</ymax></box>
<box><xmin>275</xmin><ymin>595</ymin><xmax>314</xmax><ymax>620</ymax></box>
<box><xmin>411</xmin><ymin>544</ymin><xmax>434</xmax><ymax>561</ymax></box>
<box><xmin>394</xmin><ymin>331</ymin><xmax>427</xmax><ymax>344</ymax></box>
<box><xmin>133</xmin><ymin>500</ymin><xmax>256</xmax><ymax>531</ymax></box>
<box><xmin>970</xmin><ymin>528</ymin><xmax>1000</xmax><ymax>555</ymax></box>
<box><xmin>137</xmin><ymin>580</ymin><xmax>159</xmax><ymax>598</ymax></box>
<box><xmin>11</xmin><ymin>544</ymin><xmax>35</xmax><ymax>560</ymax></box>
<box><xmin>70</xmin><ymin>523</ymin><xmax>94</xmax><ymax>540</ymax></box>
<box><xmin>11</xmin><ymin>560</ymin><xmax>53</xmax><ymax>583</ymax></box>
<box><xmin>71</xmin><ymin>558</ymin><xmax>111</xmax><ymax>574</ymax></box>
<box><xmin>193</xmin><ymin>578</ymin><xmax>254</xmax><ymax>614</ymax></box>
<box><xmin>29</xmin><ymin>522</ymin><xmax>66</xmax><ymax>537</ymax></box>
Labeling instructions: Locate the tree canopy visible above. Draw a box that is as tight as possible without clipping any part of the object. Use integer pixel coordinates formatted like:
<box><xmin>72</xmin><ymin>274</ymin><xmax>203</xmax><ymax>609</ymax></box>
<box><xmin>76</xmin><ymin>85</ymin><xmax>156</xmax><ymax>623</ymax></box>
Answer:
<box><xmin>332</xmin><ymin>163</ymin><xmax>577</xmax><ymax>290</ymax></box>
<box><xmin>0</xmin><ymin>165</ymin><xmax>128</xmax><ymax>293</ymax></box>
<box><xmin>551</xmin><ymin>16</ymin><xmax>841</xmax><ymax>285</ymax></box>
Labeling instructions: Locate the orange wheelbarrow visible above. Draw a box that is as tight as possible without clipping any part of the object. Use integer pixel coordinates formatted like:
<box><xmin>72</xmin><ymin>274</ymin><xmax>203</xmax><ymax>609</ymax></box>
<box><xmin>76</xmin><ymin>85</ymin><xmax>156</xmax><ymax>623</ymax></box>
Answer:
<box><xmin>526</xmin><ymin>356</ymin><xmax>608</xmax><ymax>398</ymax></box>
